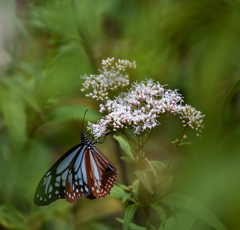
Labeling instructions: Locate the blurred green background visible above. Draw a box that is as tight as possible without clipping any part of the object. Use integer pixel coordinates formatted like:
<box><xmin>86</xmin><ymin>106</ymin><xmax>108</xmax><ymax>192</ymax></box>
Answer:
<box><xmin>0</xmin><ymin>0</ymin><xmax>240</xmax><ymax>229</ymax></box>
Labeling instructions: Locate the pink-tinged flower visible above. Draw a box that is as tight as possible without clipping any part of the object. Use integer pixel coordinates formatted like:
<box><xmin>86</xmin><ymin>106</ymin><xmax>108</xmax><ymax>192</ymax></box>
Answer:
<box><xmin>81</xmin><ymin>57</ymin><xmax>136</xmax><ymax>101</ymax></box>
<box><xmin>82</xmin><ymin>58</ymin><xmax>205</xmax><ymax>138</ymax></box>
<box><xmin>178</xmin><ymin>104</ymin><xmax>205</xmax><ymax>136</ymax></box>
<box><xmin>87</xmin><ymin>80</ymin><xmax>187</xmax><ymax>138</ymax></box>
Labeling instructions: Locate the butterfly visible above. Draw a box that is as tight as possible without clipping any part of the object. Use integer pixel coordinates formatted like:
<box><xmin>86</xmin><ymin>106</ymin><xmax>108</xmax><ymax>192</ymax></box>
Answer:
<box><xmin>34</xmin><ymin>130</ymin><xmax>117</xmax><ymax>206</ymax></box>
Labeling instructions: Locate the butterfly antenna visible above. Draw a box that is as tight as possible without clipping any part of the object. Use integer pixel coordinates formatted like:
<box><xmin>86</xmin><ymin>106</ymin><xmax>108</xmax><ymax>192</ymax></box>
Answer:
<box><xmin>81</xmin><ymin>109</ymin><xmax>88</xmax><ymax>133</ymax></box>
<box><xmin>71</xmin><ymin>117</ymin><xmax>81</xmax><ymax>138</ymax></box>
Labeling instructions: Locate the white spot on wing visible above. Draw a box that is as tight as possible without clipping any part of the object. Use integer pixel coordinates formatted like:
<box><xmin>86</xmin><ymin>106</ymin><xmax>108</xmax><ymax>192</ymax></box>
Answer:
<box><xmin>56</xmin><ymin>176</ymin><xmax>61</xmax><ymax>182</ymax></box>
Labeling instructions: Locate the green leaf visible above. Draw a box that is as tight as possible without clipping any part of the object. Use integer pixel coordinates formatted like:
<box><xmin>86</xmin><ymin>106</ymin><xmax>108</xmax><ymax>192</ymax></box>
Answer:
<box><xmin>114</xmin><ymin>135</ymin><xmax>135</xmax><ymax>161</ymax></box>
<box><xmin>148</xmin><ymin>160</ymin><xmax>166</xmax><ymax>173</ymax></box>
<box><xmin>158</xmin><ymin>212</ymin><xmax>196</xmax><ymax>230</ymax></box>
<box><xmin>121</xmin><ymin>156</ymin><xmax>135</xmax><ymax>163</ymax></box>
<box><xmin>122</xmin><ymin>193</ymin><xmax>133</xmax><ymax>203</ymax></box>
<box><xmin>153</xmin><ymin>175</ymin><xmax>174</xmax><ymax>203</ymax></box>
<box><xmin>108</xmin><ymin>185</ymin><xmax>134</xmax><ymax>203</ymax></box>
<box><xmin>123</xmin><ymin>204</ymin><xmax>138</xmax><ymax>230</ymax></box>
<box><xmin>161</xmin><ymin>193</ymin><xmax>227</xmax><ymax>230</ymax></box>
<box><xmin>135</xmin><ymin>170</ymin><xmax>154</xmax><ymax>194</ymax></box>
<box><xmin>151</xmin><ymin>204</ymin><xmax>167</xmax><ymax>227</ymax></box>
<box><xmin>117</xmin><ymin>218</ymin><xmax>145</xmax><ymax>230</ymax></box>
<box><xmin>0</xmin><ymin>203</ymin><xmax>28</xmax><ymax>230</ymax></box>
<box><xmin>0</xmin><ymin>88</ymin><xmax>27</xmax><ymax>145</ymax></box>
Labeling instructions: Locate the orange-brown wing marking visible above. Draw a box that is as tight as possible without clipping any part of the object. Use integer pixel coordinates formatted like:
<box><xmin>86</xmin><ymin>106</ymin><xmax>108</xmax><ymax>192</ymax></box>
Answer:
<box><xmin>85</xmin><ymin>147</ymin><xmax>118</xmax><ymax>199</ymax></box>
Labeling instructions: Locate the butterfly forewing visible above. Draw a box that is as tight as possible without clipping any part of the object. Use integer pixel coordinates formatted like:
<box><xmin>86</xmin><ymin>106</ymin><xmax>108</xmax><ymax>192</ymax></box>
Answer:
<box><xmin>85</xmin><ymin>147</ymin><xmax>118</xmax><ymax>199</ymax></box>
<box><xmin>34</xmin><ymin>132</ymin><xmax>118</xmax><ymax>206</ymax></box>
<box><xmin>34</xmin><ymin>144</ymin><xmax>82</xmax><ymax>206</ymax></box>
<box><xmin>65</xmin><ymin>146</ymin><xmax>92</xmax><ymax>203</ymax></box>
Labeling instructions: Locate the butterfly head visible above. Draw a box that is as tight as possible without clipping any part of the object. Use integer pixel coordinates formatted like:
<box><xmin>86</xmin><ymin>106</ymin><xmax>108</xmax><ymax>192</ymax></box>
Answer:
<box><xmin>81</xmin><ymin>133</ymin><xmax>95</xmax><ymax>150</ymax></box>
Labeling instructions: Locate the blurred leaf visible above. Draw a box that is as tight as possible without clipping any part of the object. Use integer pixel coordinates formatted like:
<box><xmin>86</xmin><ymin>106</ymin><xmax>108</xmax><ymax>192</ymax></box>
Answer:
<box><xmin>123</xmin><ymin>204</ymin><xmax>138</xmax><ymax>230</ymax></box>
<box><xmin>39</xmin><ymin>219</ymin><xmax>74</xmax><ymax>230</ymax></box>
<box><xmin>117</xmin><ymin>218</ymin><xmax>145</xmax><ymax>230</ymax></box>
<box><xmin>2</xmin><ymin>77</ymin><xmax>40</xmax><ymax>112</ymax></box>
<box><xmin>89</xmin><ymin>222</ymin><xmax>113</xmax><ymax>230</ymax></box>
<box><xmin>218</xmin><ymin>75</ymin><xmax>240</xmax><ymax>132</ymax></box>
<box><xmin>158</xmin><ymin>212</ymin><xmax>196</xmax><ymax>230</ymax></box>
<box><xmin>0</xmin><ymin>203</ymin><xmax>27</xmax><ymax>230</ymax></box>
<box><xmin>108</xmin><ymin>185</ymin><xmax>134</xmax><ymax>203</ymax></box>
<box><xmin>148</xmin><ymin>160</ymin><xmax>166</xmax><ymax>173</ymax></box>
<box><xmin>151</xmin><ymin>204</ymin><xmax>167</xmax><ymax>227</ymax></box>
<box><xmin>135</xmin><ymin>170</ymin><xmax>154</xmax><ymax>194</ymax></box>
<box><xmin>46</xmin><ymin>106</ymin><xmax>100</xmax><ymax>123</ymax></box>
<box><xmin>120</xmin><ymin>156</ymin><xmax>135</xmax><ymax>163</ymax></box>
<box><xmin>0</xmin><ymin>88</ymin><xmax>27</xmax><ymax>145</ymax></box>
<box><xmin>114</xmin><ymin>135</ymin><xmax>135</xmax><ymax>161</ymax></box>
<box><xmin>161</xmin><ymin>193</ymin><xmax>227</xmax><ymax>230</ymax></box>
<box><xmin>153</xmin><ymin>175</ymin><xmax>174</xmax><ymax>203</ymax></box>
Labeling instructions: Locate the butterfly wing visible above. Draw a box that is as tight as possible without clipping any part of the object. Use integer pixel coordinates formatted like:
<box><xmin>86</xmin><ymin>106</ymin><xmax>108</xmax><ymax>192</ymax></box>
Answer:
<box><xmin>85</xmin><ymin>147</ymin><xmax>118</xmax><ymax>199</ymax></box>
<box><xmin>34</xmin><ymin>144</ymin><xmax>82</xmax><ymax>206</ymax></box>
<box><xmin>65</xmin><ymin>145</ymin><xmax>92</xmax><ymax>204</ymax></box>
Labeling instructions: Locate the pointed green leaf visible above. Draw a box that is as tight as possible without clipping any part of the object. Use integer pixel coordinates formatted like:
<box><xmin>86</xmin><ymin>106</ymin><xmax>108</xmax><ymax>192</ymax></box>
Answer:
<box><xmin>151</xmin><ymin>204</ymin><xmax>167</xmax><ymax>227</ymax></box>
<box><xmin>117</xmin><ymin>218</ymin><xmax>145</xmax><ymax>230</ymax></box>
<box><xmin>108</xmin><ymin>185</ymin><xmax>126</xmax><ymax>199</ymax></box>
<box><xmin>161</xmin><ymin>193</ymin><xmax>227</xmax><ymax>230</ymax></box>
<box><xmin>122</xmin><ymin>193</ymin><xmax>133</xmax><ymax>203</ymax></box>
<box><xmin>123</xmin><ymin>204</ymin><xmax>138</xmax><ymax>230</ymax></box>
<box><xmin>158</xmin><ymin>212</ymin><xmax>196</xmax><ymax>230</ymax></box>
<box><xmin>114</xmin><ymin>135</ymin><xmax>135</xmax><ymax>161</ymax></box>
<box><xmin>121</xmin><ymin>156</ymin><xmax>135</xmax><ymax>163</ymax></box>
<box><xmin>153</xmin><ymin>175</ymin><xmax>174</xmax><ymax>203</ymax></box>
<box><xmin>135</xmin><ymin>170</ymin><xmax>154</xmax><ymax>194</ymax></box>
<box><xmin>148</xmin><ymin>160</ymin><xmax>166</xmax><ymax>173</ymax></box>
<box><xmin>108</xmin><ymin>185</ymin><xmax>134</xmax><ymax>203</ymax></box>
<box><xmin>0</xmin><ymin>203</ymin><xmax>28</xmax><ymax>230</ymax></box>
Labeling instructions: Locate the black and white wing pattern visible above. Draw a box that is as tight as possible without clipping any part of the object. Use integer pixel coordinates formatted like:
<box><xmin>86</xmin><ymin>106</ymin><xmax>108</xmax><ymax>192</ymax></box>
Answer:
<box><xmin>34</xmin><ymin>144</ymin><xmax>90</xmax><ymax>206</ymax></box>
<box><xmin>34</xmin><ymin>133</ymin><xmax>118</xmax><ymax>206</ymax></box>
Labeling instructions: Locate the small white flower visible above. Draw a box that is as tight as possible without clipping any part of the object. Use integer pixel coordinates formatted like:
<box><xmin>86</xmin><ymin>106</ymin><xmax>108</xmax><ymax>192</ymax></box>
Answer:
<box><xmin>81</xmin><ymin>58</ymin><xmax>136</xmax><ymax>101</ymax></box>
<box><xmin>81</xmin><ymin>58</ymin><xmax>205</xmax><ymax>137</ymax></box>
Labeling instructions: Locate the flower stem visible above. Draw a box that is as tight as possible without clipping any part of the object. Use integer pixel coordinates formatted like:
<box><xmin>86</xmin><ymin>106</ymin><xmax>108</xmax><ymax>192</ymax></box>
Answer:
<box><xmin>165</xmin><ymin>126</ymin><xmax>188</xmax><ymax>174</ymax></box>
<box><xmin>122</xmin><ymin>129</ymin><xmax>139</xmax><ymax>146</ymax></box>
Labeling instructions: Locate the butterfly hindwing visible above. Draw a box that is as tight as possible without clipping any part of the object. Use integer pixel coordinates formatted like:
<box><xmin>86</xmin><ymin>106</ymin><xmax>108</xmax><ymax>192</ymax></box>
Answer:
<box><xmin>34</xmin><ymin>133</ymin><xmax>118</xmax><ymax>206</ymax></box>
<box><xmin>85</xmin><ymin>147</ymin><xmax>118</xmax><ymax>199</ymax></box>
<box><xmin>34</xmin><ymin>144</ymin><xmax>82</xmax><ymax>206</ymax></box>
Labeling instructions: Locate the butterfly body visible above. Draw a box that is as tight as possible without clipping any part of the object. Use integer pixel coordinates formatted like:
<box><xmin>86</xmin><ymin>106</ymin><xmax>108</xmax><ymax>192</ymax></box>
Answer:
<box><xmin>34</xmin><ymin>133</ymin><xmax>117</xmax><ymax>206</ymax></box>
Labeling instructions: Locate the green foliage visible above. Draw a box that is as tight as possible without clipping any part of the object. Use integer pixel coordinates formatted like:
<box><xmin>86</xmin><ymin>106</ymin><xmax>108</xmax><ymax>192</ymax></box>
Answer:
<box><xmin>0</xmin><ymin>0</ymin><xmax>239</xmax><ymax>229</ymax></box>
<box><xmin>151</xmin><ymin>204</ymin><xmax>167</xmax><ymax>227</ymax></box>
<box><xmin>122</xmin><ymin>204</ymin><xmax>138</xmax><ymax>230</ymax></box>
<box><xmin>158</xmin><ymin>212</ymin><xmax>196</xmax><ymax>230</ymax></box>
<box><xmin>161</xmin><ymin>193</ymin><xmax>227</xmax><ymax>230</ymax></box>
<box><xmin>109</xmin><ymin>184</ymin><xmax>134</xmax><ymax>203</ymax></box>
<box><xmin>114</xmin><ymin>135</ymin><xmax>135</xmax><ymax>162</ymax></box>
<box><xmin>0</xmin><ymin>203</ymin><xmax>27</xmax><ymax>230</ymax></box>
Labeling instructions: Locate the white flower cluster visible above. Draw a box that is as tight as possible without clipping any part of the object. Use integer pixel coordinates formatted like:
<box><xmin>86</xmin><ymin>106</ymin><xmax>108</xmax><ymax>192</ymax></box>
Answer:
<box><xmin>87</xmin><ymin>80</ymin><xmax>189</xmax><ymax>138</ymax></box>
<box><xmin>178</xmin><ymin>104</ymin><xmax>205</xmax><ymax>136</ymax></box>
<box><xmin>82</xmin><ymin>58</ymin><xmax>205</xmax><ymax>138</ymax></box>
<box><xmin>81</xmin><ymin>57</ymin><xmax>136</xmax><ymax>101</ymax></box>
